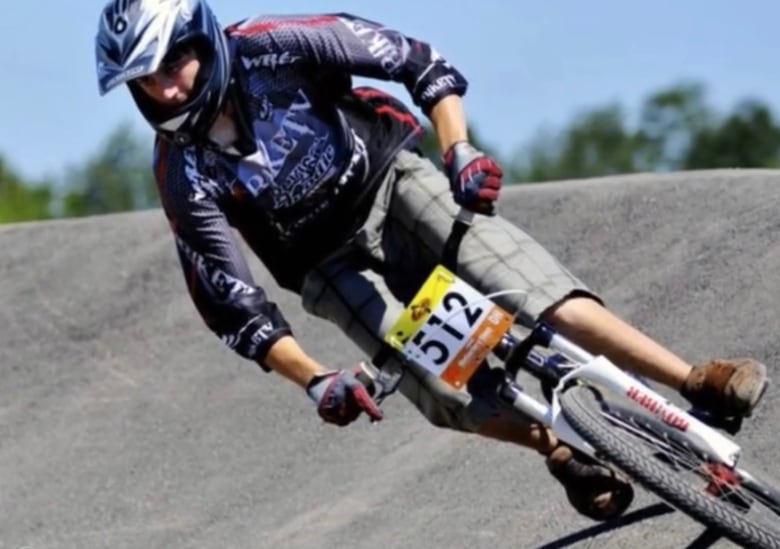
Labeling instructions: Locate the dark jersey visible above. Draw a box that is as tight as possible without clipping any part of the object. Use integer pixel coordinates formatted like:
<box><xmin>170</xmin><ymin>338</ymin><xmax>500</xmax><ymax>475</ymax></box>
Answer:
<box><xmin>153</xmin><ymin>13</ymin><xmax>468</xmax><ymax>367</ymax></box>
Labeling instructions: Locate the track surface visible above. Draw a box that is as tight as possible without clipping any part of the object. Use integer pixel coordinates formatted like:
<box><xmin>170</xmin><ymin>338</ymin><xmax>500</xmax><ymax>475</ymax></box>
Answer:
<box><xmin>2</xmin><ymin>169</ymin><xmax>780</xmax><ymax>549</ymax></box>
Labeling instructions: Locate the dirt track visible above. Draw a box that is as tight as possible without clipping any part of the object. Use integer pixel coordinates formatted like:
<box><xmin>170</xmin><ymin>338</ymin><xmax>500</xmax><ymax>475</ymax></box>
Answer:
<box><xmin>2</xmin><ymin>169</ymin><xmax>779</xmax><ymax>549</ymax></box>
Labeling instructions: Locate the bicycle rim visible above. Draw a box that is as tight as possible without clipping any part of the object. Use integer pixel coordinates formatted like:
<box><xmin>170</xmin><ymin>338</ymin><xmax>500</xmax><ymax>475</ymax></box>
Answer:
<box><xmin>605</xmin><ymin>399</ymin><xmax>780</xmax><ymax>521</ymax></box>
<box><xmin>559</xmin><ymin>384</ymin><xmax>780</xmax><ymax>549</ymax></box>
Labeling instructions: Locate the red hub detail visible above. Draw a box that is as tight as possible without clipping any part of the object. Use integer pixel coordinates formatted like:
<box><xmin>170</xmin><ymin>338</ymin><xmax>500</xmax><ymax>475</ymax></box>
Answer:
<box><xmin>705</xmin><ymin>462</ymin><xmax>740</xmax><ymax>496</ymax></box>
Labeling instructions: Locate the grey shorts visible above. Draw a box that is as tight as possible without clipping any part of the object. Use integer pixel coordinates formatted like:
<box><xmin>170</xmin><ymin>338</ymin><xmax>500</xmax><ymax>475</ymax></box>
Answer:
<box><xmin>301</xmin><ymin>150</ymin><xmax>595</xmax><ymax>431</ymax></box>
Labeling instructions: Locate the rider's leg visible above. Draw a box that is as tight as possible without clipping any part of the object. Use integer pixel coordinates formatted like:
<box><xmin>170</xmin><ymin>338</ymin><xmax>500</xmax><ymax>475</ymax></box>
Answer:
<box><xmin>378</xmin><ymin>149</ymin><xmax>763</xmax><ymax>518</ymax></box>
<box><xmin>540</xmin><ymin>295</ymin><xmax>768</xmax><ymax>417</ymax></box>
<box><xmin>359</xmin><ymin>150</ymin><xmax>634</xmax><ymax>521</ymax></box>
<box><xmin>474</xmin><ymin>409</ymin><xmax>634</xmax><ymax>521</ymax></box>
<box><xmin>300</xmin><ymin>255</ymin><xmax>632</xmax><ymax>520</ymax></box>
<box><xmin>475</xmin><ymin>410</ymin><xmax>556</xmax><ymax>451</ymax></box>
<box><xmin>541</xmin><ymin>295</ymin><xmax>691</xmax><ymax>387</ymax></box>
<box><xmin>383</xmin><ymin>151</ymin><xmax>767</xmax><ymax>418</ymax></box>
<box><xmin>303</xmin><ymin>248</ymin><xmax>632</xmax><ymax>520</ymax></box>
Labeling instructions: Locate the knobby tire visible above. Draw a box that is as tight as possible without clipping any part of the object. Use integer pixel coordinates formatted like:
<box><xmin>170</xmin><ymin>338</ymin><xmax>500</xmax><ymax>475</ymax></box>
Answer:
<box><xmin>558</xmin><ymin>385</ymin><xmax>780</xmax><ymax>549</ymax></box>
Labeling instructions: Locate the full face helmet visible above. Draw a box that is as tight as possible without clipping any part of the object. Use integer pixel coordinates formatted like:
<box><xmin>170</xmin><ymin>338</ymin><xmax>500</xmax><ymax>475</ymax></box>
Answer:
<box><xmin>95</xmin><ymin>0</ymin><xmax>231</xmax><ymax>145</ymax></box>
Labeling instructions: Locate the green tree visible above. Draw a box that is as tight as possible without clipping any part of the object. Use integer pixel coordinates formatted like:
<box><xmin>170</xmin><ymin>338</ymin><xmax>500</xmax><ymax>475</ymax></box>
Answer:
<box><xmin>18</xmin><ymin>81</ymin><xmax>776</xmax><ymax>225</ymax></box>
<box><xmin>512</xmin><ymin>104</ymin><xmax>636</xmax><ymax>182</ymax></box>
<box><xmin>684</xmin><ymin>100</ymin><xmax>780</xmax><ymax>169</ymax></box>
<box><xmin>510</xmin><ymin>81</ymin><xmax>780</xmax><ymax>182</ymax></box>
<box><xmin>0</xmin><ymin>154</ymin><xmax>53</xmax><ymax>222</ymax></box>
<box><xmin>634</xmin><ymin>82</ymin><xmax>715</xmax><ymax>171</ymax></box>
<box><xmin>61</xmin><ymin>122</ymin><xmax>157</xmax><ymax>217</ymax></box>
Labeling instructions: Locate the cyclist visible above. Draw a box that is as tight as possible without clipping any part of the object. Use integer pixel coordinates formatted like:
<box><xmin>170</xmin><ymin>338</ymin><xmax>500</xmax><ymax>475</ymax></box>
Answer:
<box><xmin>95</xmin><ymin>0</ymin><xmax>768</xmax><ymax>521</ymax></box>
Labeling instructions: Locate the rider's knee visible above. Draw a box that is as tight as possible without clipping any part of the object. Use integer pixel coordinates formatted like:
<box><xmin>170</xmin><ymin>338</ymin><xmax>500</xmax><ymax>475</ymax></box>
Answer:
<box><xmin>538</xmin><ymin>290</ymin><xmax>605</xmax><ymax>328</ymax></box>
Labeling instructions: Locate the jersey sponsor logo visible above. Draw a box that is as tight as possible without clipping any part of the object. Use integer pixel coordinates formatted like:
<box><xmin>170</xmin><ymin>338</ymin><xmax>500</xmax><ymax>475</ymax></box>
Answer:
<box><xmin>236</xmin><ymin>89</ymin><xmax>339</xmax><ymax>210</ymax></box>
<box><xmin>340</xmin><ymin>18</ymin><xmax>405</xmax><ymax>74</ymax></box>
<box><xmin>283</xmin><ymin>135</ymin><xmax>336</xmax><ymax>192</ymax></box>
<box><xmin>209</xmin><ymin>269</ymin><xmax>255</xmax><ymax>302</ymax></box>
<box><xmin>251</xmin><ymin>321</ymin><xmax>275</xmax><ymax>341</ymax></box>
<box><xmin>420</xmin><ymin>74</ymin><xmax>458</xmax><ymax>102</ymax></box>
<box><xmin>183</xmin><ymin>148</ymin><xmax>222</xmax><ymax>201</ymax></box>
<box><xmin>222</xmin><ymin>319</ymin><xmax>274</xmax><ymax>355</ymax></box>
<box><xmin>237</xmin><ymin>148</ymin><xmax>274</xmax><ymax>197</ymax></box>
<box><xmin>175</xmin><ymin>235</ymin><xmax>256</xmax><ymax>303</ymax></box>
<box><xmin>240</xmin><ymin>51</ymin><xmax>301</xmax><ymax>71</ymax></box>
<box><xmin>247</xmin><ymin>321</ymin><xmax>276</xmax><ymax>356</ymax></box>
<box><xmin>270</xmin><ymin>90</ymin><xmax>315</xmax><ymax>172</ymax></box>
<box><xmin>221</xmin><ymin>333</ymin><xmax>240</xmax><ymax>349</ymax></box>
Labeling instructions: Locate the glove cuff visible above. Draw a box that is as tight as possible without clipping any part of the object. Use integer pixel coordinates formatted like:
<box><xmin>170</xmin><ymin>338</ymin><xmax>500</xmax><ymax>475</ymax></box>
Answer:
<box><xmin>443</xmin><ymin>139</ymin><xmax>471</xmax><ymax>160</ymax></box>
<box><xmin>305</xmin><ymin>370</ymin><xmax>338</xmax><ymax>403</ymax></box>
<box><xmin>443</xmin><ymin>141</ymin><xmax>480</xmax><ymax>176</ymax></box>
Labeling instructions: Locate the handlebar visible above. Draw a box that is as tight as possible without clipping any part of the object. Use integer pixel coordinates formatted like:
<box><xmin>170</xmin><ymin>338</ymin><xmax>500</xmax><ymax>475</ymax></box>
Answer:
<box><xmin>356</xmin><ymin>360</ymin><xmax>402</xmax><ymax>405</ymax></box>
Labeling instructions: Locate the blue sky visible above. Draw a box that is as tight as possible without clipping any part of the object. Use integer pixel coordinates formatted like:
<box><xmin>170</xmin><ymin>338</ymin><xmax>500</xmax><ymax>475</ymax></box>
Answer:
<box><xmin>2</xmin><ymin>1</ymin><xmax>778</xmax><ymax>181</ymax></box>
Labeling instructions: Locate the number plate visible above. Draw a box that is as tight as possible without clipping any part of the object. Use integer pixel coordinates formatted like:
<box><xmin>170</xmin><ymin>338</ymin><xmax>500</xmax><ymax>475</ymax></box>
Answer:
<box><xmin>384</xmin><ymin>265</ymin><xmax>514</xmax><ymax>389</ymax></box>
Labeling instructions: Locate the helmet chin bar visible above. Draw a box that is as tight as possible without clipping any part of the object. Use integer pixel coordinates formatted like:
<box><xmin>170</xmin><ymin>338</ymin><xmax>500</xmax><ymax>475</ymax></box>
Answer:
<box><xmin>97</xmin><ymin>0</ymin><xmax>232</xmax><ymax>143</ymax></box>
<box><xmin>127</xmin><ymin>42</ymin><xmax>223</xmax><ymax>145</ymax></box>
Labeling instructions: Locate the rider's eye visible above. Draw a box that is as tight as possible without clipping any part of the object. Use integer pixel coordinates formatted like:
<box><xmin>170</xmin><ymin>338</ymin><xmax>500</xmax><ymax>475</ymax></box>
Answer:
<box><xmin>160</xmin><ymin>43</ymin><xmax>193</xmax><ymax>74</ymax></box>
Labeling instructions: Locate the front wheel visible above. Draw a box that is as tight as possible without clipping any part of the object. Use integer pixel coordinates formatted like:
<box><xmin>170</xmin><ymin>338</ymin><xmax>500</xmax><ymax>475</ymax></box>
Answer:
<box><xmin>558</xmin><ymin>384</ymin><xmax>780</xmax><ymax>549</ymax></box>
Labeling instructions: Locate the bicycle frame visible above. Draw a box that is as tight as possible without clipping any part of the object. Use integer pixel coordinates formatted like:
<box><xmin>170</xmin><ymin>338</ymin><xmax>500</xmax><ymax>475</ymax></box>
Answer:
<box><xmin>377</xmin><ymin>207</ymin><xmax>743</xmax><ymax>471</ymax></box>
<box><xmin>497</xmin><ymin>323</ymin><xmax>744</xmax><ymax>468</ymax></box>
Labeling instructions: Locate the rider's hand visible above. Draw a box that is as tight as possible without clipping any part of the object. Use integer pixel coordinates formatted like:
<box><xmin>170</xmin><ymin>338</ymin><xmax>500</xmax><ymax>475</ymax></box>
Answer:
<box><xmin>443</xmin><ymin>141</ymin><xmax>503</xmax><ymax>216</ymax></box>
<box><xmin>305</xmin><ymin>367</ymin><xmax>384</xmax><ymax>426</ymax></box>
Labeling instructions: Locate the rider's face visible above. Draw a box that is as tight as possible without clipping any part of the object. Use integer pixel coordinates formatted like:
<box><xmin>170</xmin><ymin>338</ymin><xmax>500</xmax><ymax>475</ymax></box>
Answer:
<box><xmin>135</xmin><ymin>45</ymin><xmax>200</xmax><ymax>106</ymax></box>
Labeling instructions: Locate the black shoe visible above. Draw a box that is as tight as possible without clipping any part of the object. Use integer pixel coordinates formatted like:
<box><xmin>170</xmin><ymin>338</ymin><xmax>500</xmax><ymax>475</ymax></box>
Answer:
<box><xmin>546</xmin><ymin>444</ymin><xmax>634</xmax><ymax>521</ymax></box>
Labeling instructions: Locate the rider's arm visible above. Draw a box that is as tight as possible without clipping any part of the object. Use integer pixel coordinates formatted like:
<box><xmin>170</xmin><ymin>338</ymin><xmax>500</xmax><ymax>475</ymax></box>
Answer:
<box><xmin>228</xmin><ymin>13</ymin><xmax>468</xmax><ymax>116</ymax></box>
<box><xmin>263</xmin><ymin>335</ymin><xmax>327</xmax><ymax>388</ymax></box>
<box><xmin>429</xmin><ymin>94</ymin><xmax>469</xmax><ymax>153</ymax></box>
<box><xmin>153</xmin><ymin>138</ymin><xmax>321</xmax><ymax>381</ymax></box>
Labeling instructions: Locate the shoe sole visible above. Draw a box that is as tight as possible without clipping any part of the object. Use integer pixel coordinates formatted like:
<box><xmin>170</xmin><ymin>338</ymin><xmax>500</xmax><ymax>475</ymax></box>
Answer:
<box><xmin>740</xmin><ymin>361</ymin><xmax>769</xmax><ymax>418</ymax></box>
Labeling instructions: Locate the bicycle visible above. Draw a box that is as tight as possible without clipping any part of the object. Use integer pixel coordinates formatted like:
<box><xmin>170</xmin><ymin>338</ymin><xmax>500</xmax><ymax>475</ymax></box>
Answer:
<box><xmin>357</xmin><ymin>210</ymin><xmax>780</xmax><ymax>548</ymax></box>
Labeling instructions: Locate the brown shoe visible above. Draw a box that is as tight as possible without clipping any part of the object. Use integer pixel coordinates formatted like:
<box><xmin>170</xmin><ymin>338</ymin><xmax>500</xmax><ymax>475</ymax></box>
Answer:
<box><xmin>545</xmin><ymin>444</ymin><xmax>634</xmax><ymax>521</ymax></box>
<box><xmin>681</xmin><ymin>358</ymin><xmax>768</xmax><ymax>418</ymax></box>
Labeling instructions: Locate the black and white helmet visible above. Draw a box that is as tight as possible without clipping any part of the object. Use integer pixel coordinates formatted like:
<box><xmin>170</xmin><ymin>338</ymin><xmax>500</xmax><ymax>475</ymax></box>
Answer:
<box><xmin>95</xmin><ymin>0</ymin><xmax>231</xmax><ymax>144</ymax></box>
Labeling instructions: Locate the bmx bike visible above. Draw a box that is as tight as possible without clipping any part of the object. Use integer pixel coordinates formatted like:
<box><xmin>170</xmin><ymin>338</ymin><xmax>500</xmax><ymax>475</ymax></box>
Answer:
<box><xmin>358</xmin><ymin>210</ymin><xmax>780</xmax><ymax>549</ymax></box>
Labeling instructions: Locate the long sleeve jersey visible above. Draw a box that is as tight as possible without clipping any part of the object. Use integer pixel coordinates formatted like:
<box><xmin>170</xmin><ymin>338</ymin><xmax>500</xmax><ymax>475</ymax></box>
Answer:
<box><xmin>153</xmin><ymin>12</ymin><xmax>468</xmax><ymax>367</ymax></box>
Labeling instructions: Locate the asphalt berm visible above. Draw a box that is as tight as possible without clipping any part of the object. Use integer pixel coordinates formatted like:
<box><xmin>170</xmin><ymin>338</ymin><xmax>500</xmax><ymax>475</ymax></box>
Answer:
<box><xmin>2</xmin><ymin>169</ymin><xmax>779</xmax><ymax>548</ymax></box>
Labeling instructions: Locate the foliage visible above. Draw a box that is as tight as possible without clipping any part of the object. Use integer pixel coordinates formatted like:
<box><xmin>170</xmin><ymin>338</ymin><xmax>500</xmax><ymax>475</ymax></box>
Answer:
<box><xmin>511</xmin><ymin>104</ymin><xmax>637</xmax><ymax>182</ymax></box>
<box><xmin>684</xmin><ymin>100</ymin><xmax>780</xmax><ymax>169</ymax></box>
<box><xmin>0</xmin><ymin>155</ymin><xmax>54</xmax><ymax>222</ymax></box>
<box><xmin>60</xmin><ymin>122</ymin><xmax>157</xmax><ymax>217</ymax></box>
<box><xmin>1</xmin><ymin>81</ymin><xmax>780</xmax><ymax>224</ymax></box>
<box><xmin>510</xmin><ymin>81</ymin><xmax>780</xmax><ymax>182</ymax></box>
<box><xmin>634</xmin><ymin>82</ymin><xmax>715</xmax><ymax>171</ymax></box>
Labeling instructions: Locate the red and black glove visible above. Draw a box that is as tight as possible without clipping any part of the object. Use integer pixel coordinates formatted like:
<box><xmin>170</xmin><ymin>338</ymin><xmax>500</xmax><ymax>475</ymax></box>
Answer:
<box><xmin>306</xmin><ymin>367</ymin><xmax>384</xmax><ymax>426</ymax></box>
<box><xmin>443</xmin><ymin>141</ymin><xmax>503</xmax><ymax>216</ymax></box>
